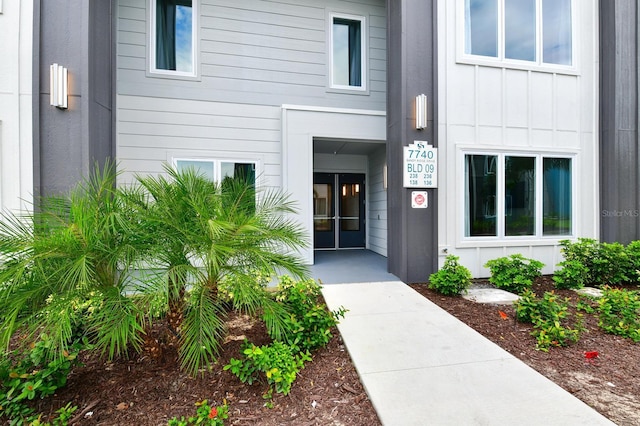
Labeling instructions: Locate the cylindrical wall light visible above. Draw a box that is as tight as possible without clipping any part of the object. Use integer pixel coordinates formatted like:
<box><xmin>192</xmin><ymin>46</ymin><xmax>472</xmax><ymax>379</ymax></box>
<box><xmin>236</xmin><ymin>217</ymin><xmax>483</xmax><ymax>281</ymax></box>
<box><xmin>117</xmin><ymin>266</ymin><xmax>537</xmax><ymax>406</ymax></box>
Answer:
<box><xmin>50</xmin><ymin>64</ymin><xmax>68</xmax><ymax>109</ymax></box>
<box><xmin>415</xmin><ymin>93</ymin><xmax>427</xmax><ymax>130</ymax></box>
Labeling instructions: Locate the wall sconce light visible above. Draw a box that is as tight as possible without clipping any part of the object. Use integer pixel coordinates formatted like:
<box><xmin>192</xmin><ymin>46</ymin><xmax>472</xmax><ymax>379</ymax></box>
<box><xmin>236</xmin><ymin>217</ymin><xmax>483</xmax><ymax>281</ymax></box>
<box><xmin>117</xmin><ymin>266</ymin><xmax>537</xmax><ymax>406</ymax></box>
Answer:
<box><xmin>415</xmin><ymin>94</ymin><xmax>427</xmax><ymax>130</ymax></box>
<box><xmin>50</xmin><ymin>64</ymin><xmax>68</xmax><ymax>109</ymax></box>
<box><xmin>383</xmin><ymin>163</ymin><xmax>388</xmax><ymax>190</ymax></box>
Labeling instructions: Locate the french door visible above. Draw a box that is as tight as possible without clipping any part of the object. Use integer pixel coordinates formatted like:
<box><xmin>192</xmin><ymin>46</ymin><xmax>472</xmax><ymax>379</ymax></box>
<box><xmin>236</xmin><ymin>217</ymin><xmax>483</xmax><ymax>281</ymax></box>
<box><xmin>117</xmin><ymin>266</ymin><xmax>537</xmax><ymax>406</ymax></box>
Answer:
<box><xmin>313</xmin><ymin>173</ymin><xmax>365</xmax><ymax>249</ymax></box>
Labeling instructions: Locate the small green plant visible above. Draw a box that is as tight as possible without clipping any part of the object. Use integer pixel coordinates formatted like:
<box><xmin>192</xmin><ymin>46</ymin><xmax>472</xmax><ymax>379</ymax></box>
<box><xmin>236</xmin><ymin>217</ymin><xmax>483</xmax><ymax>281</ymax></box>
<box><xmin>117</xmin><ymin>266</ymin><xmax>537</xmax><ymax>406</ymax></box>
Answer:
<box><xmin>274</xmin><ymin>276</ymin><xmax>346</xmax><ymax>352</ymax></box>
<box><xmin>484</xmin><ymin>254</ymin><xmax>544</xmax><ymax>294</ymax></box>
<box><xmin>0</xmin><ymin>336</ymin><xmax>84</xmax><ymax>423</ymax></box>
<box><xmin>514</xmin><ymin>290</ymin><xmax>581</xmax><ymax>351</ymax></box>
<box><xmin>575</xmin><ymin>298</ymin><xmax>596</xmax><ymax>314</ymax></box>
<box><xmin>597</xmin><ymin>287</ymin><xmax>640</xmax><ymax>341</ymax></box>
<box><xmin>167</xmin><ymin>400</ymin><xmax>229</xmax><ymax>425</ymax></box>
<box><xmin>553</xmin><ymin>259</ymin><xmax>589</xmax><ymax>289</ymax></box>
<box><xmin>428</xmin><ymin>255</ymin><xmax>472</xmax><ymax>296</ymax></box>
<box><xmin>29</xmin><ymin>403</ymin><xmax>78</xmax><ymax>426</ymax></box>
<box><xmin>224</xmin><ymin>341</ymin><xmax>311</xmax><ymax>396</ymax></box>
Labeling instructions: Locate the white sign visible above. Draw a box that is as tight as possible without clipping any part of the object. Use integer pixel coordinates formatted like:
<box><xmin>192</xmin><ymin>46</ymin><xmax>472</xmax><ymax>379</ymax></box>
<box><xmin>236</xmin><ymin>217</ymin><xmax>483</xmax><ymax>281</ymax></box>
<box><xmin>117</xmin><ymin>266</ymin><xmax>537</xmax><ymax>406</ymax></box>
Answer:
<box><xmin>403</xmin><ymin>141</ymin><xmax>437</xmax><ymax>188</ymax></box>
<box><xmin>412</xmin><ymin>191</ymin><xmax>428</xmax><ymax>209</ymax></box>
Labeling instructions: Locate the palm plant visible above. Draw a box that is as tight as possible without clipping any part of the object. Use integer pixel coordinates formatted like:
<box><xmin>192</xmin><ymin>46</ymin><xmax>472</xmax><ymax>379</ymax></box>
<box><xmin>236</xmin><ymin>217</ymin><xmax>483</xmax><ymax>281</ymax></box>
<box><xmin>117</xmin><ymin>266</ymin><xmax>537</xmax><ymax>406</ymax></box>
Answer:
<box><xmin>133</xmin><ymin>166</ymin><xmax>309</xmax><ymax>374</ymax></box>
<box><xmin>0</xmin><ymin>161</ymin><xmax>149</xmax><ymax>361</ymax></box>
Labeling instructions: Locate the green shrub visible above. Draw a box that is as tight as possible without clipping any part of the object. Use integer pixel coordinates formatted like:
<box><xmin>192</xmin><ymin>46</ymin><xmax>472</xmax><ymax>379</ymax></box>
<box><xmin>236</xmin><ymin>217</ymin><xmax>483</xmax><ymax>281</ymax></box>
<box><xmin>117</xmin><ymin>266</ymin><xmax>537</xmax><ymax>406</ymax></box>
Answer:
<box><xmin>553</xmin><ymin>259</ymin><xmax>589</xmax><ymax>289</ymax></box>
<box><xmin>625</xmin><ymin>240</ymin><xmax>640</xmax><ymax>282</ymax></box>
<box><xmin>597</xmin><ymin>287</ymin><xmax>640</xmax><ymax>341</ymax></box>
<box><xmin>514</xmin><ymin>290</ymin><xmax>581</xmax><ymax>351</ymax></box>
<box><xmin>484</xmin><ymin>254</ymin><xmax>544</xmax><ymax>294</ymax></box>
<box><xmin>428</xmin><ymin>255</ymin><xmax>472</xmax><ymax>296</ymax></box>
<box><xmin>592</xmin><ymin>242</ymin><xmax>630</xmax><ymax>286</ymax></box>
<box><xmin>224</xmin><ymin>341</ymin><xmax>311</xmax><ymax>396</ymax></box>
<box><xmin>274</xmin><ymin>276</ymin><xmax>346</xmax><ymax>352</ymax></box>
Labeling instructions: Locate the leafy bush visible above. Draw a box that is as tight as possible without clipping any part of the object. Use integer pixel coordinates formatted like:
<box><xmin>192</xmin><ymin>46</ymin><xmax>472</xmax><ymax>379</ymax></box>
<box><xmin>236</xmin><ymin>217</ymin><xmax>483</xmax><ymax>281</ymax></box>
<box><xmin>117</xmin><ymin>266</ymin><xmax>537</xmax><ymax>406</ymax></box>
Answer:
<box><xmin>597</xmin><ymin>287</ymin><xmax>640</xmax><ymax>341</ymax></box>
<box><xmin>514</xmin><ymin>290</ymin><xmax>581</xmax><ymax>351</ymax></box>
<box><xmin>558</xmin><ymin>238</ymin><xmax>636</xmax><ymax>287</ymax></box>
<box><xmin>428</xmin><ymin>255</ymin><xmax>472</xmax><ymax>296</ymax></box>
<box><xmin>484</xmin><ymin>254</ymin><xmax>544</xmax><ymax>294</ymax></box>
<box><xmin>0</xmin><ymin>336</ymin><xmax>84</xmax><ymax>423</ymax></box>
<box><xmin>553</xmin><ymin>259</ymin><xmax>589</xmax><ymax>289</ymax></box>
<box><xmin>592</xmin><ymin>242</ymin><xmax>631</xmax><ymax>286</ymax></box>
<box><xmin>274</xmin><ymin>276</ymin><xmax>346</xmax><ymax>352</ymax></box>
<box><xmin>167</xmin><ymin>400</ymin><xmax>228</xmax><ymax>426</ymax></box>
<box><xmin>224</xmin><ymin>341</ymin><xmax>311</xmax><ymax>396</ymax></box>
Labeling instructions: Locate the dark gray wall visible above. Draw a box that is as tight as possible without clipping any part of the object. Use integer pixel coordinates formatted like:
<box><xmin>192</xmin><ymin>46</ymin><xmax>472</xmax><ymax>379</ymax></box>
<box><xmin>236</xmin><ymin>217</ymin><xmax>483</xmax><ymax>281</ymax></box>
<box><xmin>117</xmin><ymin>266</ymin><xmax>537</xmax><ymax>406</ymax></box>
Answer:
<box><xmin>600</xmin><ymin>0</ymin><xmax>640</xmax><ymax>244</ymax></box>
<box><xmin>387</xmin><ymin>0</ymin><xmax>438</xmax><ymax>283</ymax></box>
<box><xmin>34</xmin><ymin>0</ymin><xmax>115</xmax><ymax>198</ymax></box>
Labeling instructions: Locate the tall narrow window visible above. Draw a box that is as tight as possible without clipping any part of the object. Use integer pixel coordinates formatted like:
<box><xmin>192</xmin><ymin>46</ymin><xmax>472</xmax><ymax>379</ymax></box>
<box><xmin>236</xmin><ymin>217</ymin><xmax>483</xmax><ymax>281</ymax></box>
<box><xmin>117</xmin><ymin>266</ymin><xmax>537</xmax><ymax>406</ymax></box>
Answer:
<box><xmin>543</xmin><ymin>158</ymin><xmax>572</xmax><ymax>235</ymax></box>
<box><xmin>505</xmin><ymin>156</ymin><xmax>535</xmax><ymax>236</ymax></box>
<box><xmin>542</xmin><ymin>0</ymin><xmax>572</xmax><ymax>65</ymax></box>
<box><xmin>465</xmin><ymin>155</ymin><xmax>498</xmax><ymax>236</ymax></box>
<box><xmin>332</xmin><ymin>16</ymin><xmax>364</xmax><ymax>88</ymax></box>
<box><xmin>464</xmin><ymin>0</ymin><xmax>498</xmax><ymax>57</ymax></box>
<box><xmin>505</xmin><ymin>0</ymin><xmax>536</xmax><ymax>61</ymax></box>
<box><xmin>153</xmin><ymin>0</ymin><xmax>195</xmax><ymax>74</ymax></box>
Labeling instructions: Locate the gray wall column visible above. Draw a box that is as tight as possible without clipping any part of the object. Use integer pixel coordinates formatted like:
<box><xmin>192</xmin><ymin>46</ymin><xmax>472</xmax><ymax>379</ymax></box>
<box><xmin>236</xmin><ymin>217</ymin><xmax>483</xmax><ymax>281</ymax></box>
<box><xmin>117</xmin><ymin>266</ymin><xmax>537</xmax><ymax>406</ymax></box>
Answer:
<box><xmin>387</xmin><ymin>0</ymin><xmax>438</xmax><ymax>283</ymax></box>
<box><xmin>34</xmin><ymin>0</ymin><xmax>115</xmax><ymax>198</ymax></box>
<box><xmin>600</xmin><ymin>0</ymin><xmax>640</xmax><ymax>244</ymax></box>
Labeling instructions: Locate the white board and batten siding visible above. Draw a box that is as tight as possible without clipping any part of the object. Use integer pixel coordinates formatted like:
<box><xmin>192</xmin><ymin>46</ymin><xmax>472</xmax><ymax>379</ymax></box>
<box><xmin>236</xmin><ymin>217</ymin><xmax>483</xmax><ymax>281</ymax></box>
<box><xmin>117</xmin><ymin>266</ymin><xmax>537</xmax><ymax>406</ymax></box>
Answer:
<box><xmin>116</xmin><ymin>0</ymin><xmax>388</xmax><ymax>263</ymax></box>
<box><xmin>0</xmin><ymin>0</ymin><xmax>33</xmax><ymax>213</ymax></box>
<box><xmin>437</xmin><ymin>0</ymin><xmax>599</xmax><ymax>277</ymax></box>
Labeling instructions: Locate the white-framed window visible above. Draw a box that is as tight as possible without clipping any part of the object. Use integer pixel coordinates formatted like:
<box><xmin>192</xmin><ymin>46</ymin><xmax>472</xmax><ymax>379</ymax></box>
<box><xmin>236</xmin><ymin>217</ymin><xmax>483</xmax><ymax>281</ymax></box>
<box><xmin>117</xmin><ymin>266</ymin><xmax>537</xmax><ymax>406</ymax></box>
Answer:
<box><xmin>149</xmin><ymin>0</ymin><xmax>198</xmax><ymax>77</ymax></box>
<box><xmin>464</xmin><ymin>153</ymin><xmax>573</xmax><ymax>238</ymax></box>
<box><xmin>173</xmin><ymin>158</ymin><xmax>256</xmax><ymax>186</ymax></box>
<box><xmin>329</xmin><ymin>13</ymin><xmax>367</xmax><ymax>91</ymax></box>
<box><xmin>460</xmin><ymin>0</ymin><xmax>574</xmax><ymax>70</ymax></box>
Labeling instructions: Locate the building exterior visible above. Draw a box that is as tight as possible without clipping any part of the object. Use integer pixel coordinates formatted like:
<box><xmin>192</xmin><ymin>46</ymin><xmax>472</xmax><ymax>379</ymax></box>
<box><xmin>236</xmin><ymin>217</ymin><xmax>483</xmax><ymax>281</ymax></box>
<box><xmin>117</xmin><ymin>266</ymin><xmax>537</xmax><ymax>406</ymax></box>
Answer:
<box><xmin>2</xmin><ymin>0</ymin><xmax>640</xmax><ymax>283</ymax></box>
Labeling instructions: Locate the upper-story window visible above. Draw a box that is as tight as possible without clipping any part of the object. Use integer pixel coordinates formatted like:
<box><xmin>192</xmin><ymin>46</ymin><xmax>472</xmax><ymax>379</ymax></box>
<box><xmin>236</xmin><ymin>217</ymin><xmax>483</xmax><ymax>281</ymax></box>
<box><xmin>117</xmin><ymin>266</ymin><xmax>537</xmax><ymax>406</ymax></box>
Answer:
<box><xmin>330</xmin><ymin>14</ymin><xmax>366</xmax><ymax>91</ymax></box>
<box><xmin>463</xmin><ymin>0</ymin><xmax>573</xmax><ymax>68</ymax></box>
<box><xmin>150</xmin><ymin>0</ymin><xmax>197</xmax><ymax>77</ymax></box>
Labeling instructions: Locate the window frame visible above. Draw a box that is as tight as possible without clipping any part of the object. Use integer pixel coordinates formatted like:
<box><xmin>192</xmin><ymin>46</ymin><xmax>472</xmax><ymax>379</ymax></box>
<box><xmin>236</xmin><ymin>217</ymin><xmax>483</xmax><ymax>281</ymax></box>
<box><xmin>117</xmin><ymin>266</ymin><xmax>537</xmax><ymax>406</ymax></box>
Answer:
<box><xmin>172</xmin><ymin>157</ymin><xmax>258</xmax><ymax>185</ymax></box>
<box><xmin>456</xmin><ymin>0</ymin><xmax>578</xmax><ymax>74</ymax></box>
<box><xmin>328</xmin><ymin>12</ymin><xmax>368</xmax><ymax>93</ymax></box>
<box><xmin>461</xmin><ymin>150</ymin><xmax>576</xmax><ymax>242</ymax></box>
<box><xmin>148</xmin><ymin>0</ymin><xmax>200</xmax><ymax>79</ymax></box>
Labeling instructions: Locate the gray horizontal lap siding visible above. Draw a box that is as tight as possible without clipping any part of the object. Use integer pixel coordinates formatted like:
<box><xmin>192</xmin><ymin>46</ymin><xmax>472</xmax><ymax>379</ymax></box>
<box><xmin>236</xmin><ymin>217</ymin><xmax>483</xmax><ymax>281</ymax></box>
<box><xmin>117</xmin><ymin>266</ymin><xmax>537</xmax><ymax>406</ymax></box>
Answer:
<box><xmin>117</xmin><ymin>0</ymin><xmax>386</xmax><ymax>108</ymax></box>
<box><xmin>116</xmin><ymin>0</ymin><xmax>387</xmax><ymax>183</ymax></box>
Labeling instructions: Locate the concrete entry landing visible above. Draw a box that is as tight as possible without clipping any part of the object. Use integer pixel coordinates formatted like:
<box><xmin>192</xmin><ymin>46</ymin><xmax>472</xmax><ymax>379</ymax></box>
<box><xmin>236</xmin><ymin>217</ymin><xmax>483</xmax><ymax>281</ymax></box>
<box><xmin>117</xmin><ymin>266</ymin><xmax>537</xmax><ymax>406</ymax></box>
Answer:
<box><xmin>310</xmin><ymin>250</ymin><xmax>399</xmax><ymax>284</ymax></box>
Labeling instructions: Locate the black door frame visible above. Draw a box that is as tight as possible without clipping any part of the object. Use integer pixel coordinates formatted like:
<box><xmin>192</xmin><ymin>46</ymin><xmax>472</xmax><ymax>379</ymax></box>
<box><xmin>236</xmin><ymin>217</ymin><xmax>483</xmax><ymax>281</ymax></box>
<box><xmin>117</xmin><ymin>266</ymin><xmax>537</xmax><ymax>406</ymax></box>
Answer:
<box><xmin>313</xmin><ymin>172</ymin><xmax>366</xmax><ymax>249</ymax></box>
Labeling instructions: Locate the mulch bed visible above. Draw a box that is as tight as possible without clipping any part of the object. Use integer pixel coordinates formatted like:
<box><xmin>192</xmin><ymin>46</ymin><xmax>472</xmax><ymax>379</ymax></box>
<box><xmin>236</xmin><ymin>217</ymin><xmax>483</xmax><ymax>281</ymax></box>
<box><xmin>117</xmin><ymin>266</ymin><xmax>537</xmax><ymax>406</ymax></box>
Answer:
<box><xmin>26</xmin><ymin>276</ymin><xmax>640</xmax><ymax>425</ymax></box>
<box><xmin>31</xmin><ymin>311</ymin><xmax>381</xmax><ymax>425</ymax></box>
<box><xmin>411</xmin><ymin>276</ymin><xmax>640</xmax><ymax>426</ymax></box>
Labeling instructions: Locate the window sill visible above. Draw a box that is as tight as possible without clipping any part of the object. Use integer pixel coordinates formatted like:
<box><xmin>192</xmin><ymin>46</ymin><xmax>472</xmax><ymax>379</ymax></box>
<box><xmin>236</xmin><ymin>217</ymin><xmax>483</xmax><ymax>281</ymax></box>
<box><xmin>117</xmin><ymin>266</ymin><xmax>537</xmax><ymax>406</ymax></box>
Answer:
<box><xmin>146</xmin><ymin>68</ymin><xmax>201</xmax><ymax>82</ymax></box>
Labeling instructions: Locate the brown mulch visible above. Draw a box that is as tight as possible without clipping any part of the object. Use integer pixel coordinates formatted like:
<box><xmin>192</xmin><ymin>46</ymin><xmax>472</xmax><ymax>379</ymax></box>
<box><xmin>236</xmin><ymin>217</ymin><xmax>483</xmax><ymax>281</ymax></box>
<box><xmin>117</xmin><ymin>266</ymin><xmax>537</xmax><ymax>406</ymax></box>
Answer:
<box><xmin>28</xmin><ymin>277</ymin><xmax>640</xmax><ymax>425</ymax></box>
<box><xmin>31</xmin><ymin>312</ymin><xmax>381</xmax><ymax>426</ymax></box>
<box><xmin>411</xmin><ymin>276</ymin><xmax>640</xmax><ymax>426</ymax></box>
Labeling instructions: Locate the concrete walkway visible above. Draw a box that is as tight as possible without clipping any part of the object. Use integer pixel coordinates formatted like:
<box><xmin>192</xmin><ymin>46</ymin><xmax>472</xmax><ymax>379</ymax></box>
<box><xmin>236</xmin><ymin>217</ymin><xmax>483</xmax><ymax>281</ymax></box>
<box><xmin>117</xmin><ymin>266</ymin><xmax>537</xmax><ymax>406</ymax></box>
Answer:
<box><xmin>321</xmin><ymin>281</ymin><xmax>615</xmax><ymax>426</ymax></box>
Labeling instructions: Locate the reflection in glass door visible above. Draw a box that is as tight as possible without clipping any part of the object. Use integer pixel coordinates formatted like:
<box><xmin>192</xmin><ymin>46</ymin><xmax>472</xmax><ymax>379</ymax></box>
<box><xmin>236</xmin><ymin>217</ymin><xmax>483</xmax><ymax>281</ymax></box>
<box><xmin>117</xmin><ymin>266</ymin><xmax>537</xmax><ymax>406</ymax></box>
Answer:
<box><xmin>313</xmin><ymin>173</ymin><xmax>365</xmax><ymax>249</ymax></box>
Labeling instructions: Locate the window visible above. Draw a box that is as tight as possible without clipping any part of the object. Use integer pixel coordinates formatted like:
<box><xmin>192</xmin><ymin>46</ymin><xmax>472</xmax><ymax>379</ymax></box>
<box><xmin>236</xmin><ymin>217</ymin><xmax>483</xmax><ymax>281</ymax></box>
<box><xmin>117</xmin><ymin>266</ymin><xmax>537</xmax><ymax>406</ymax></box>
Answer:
<box><xmin>465</xmin><ymin>153</ymin><xmax>572</xmax><ymax>238</ymax></box>
<box><xmin>150</xmin><ymin>0</ymin><xmax>197</xmax><ymax>76</ymax></box>
<box><xmin>463</xmin><ymin>0</ymin><xmax>573</xmax><ymax>67</ymax></box>
<box><xmin>174</xmin><ymin>159</ymin><xmax>256</xmax><ymax>186</ymax></box>
<box><xmin>331</xmin><ymin>14</ymin><xmax>366</xmax><ymax>90</ymax></box>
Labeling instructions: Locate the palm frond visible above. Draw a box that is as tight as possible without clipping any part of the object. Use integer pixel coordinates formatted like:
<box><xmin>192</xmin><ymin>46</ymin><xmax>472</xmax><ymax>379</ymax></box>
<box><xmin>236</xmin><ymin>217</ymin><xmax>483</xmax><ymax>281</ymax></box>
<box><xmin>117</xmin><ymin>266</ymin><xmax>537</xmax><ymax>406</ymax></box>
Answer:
<box><xmin>179</xmin><ymin>282</ymin><xmax>227</xmax><ymax>375</ymax></box>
